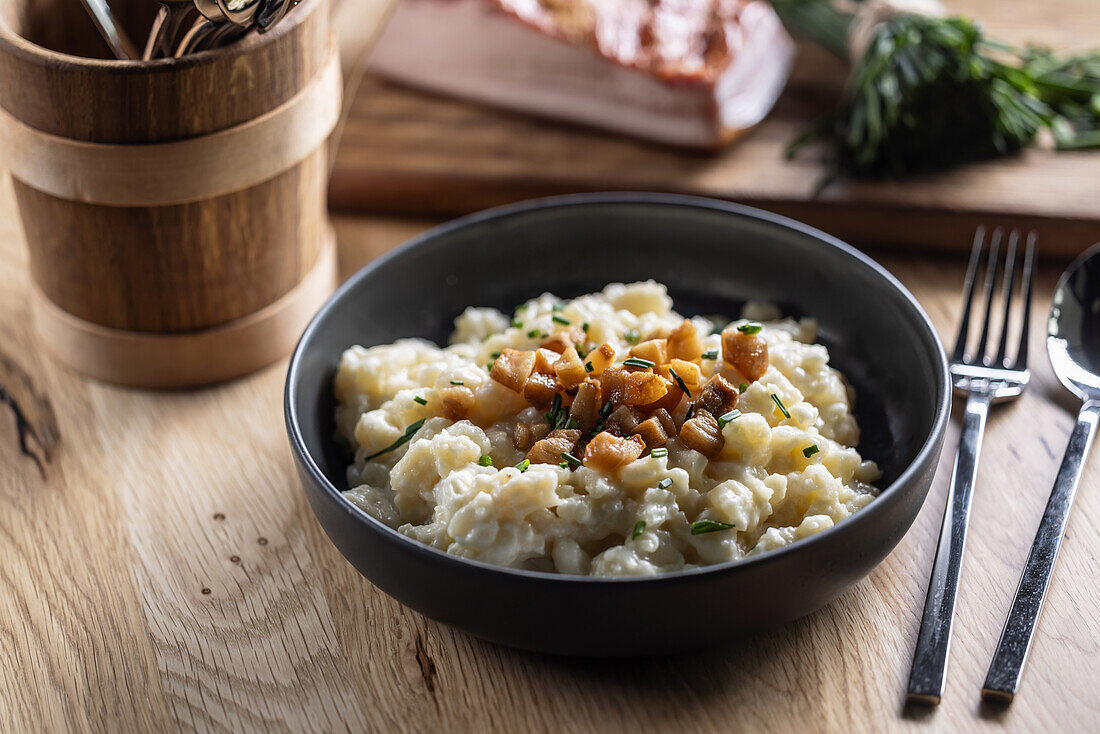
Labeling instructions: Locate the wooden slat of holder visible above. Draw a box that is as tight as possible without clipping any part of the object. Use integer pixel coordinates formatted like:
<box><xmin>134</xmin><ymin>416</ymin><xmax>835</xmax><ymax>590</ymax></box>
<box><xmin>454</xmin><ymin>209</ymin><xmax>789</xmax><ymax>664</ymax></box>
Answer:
<box><xmin>0</xmin><ymin>0</ymin><xmax>339</xmax><ymax>387</ymax></box>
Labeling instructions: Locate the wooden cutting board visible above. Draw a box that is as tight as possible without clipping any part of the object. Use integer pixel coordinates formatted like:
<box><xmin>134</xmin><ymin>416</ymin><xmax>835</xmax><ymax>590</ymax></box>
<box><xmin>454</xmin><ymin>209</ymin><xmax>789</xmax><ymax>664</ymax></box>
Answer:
<box><xmin>328</xmin><ymin>0</ymin><xmax>1100</xmax><ymax>256</ymax></box>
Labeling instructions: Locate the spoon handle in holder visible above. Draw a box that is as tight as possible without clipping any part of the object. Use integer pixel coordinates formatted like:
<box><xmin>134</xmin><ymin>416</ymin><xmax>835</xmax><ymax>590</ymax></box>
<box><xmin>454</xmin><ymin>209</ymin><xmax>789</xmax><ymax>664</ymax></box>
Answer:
<box><xmin>907</xmin><ymin>392</ymin><xmax>992</xmax><ymax>705</ymax></box>
<box><xmin>982</xmin><ymin>399</ymin><xmax>1100</xmax><ymax>704</ymax></box>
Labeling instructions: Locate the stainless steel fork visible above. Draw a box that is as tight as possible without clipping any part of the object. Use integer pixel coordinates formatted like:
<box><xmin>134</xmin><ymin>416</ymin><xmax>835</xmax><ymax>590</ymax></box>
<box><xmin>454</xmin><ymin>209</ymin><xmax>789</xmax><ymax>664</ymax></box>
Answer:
<box><xmin>906</xmin><ymin>228</ymin><xmax>1038</xmax><ymax>705</ymax></box>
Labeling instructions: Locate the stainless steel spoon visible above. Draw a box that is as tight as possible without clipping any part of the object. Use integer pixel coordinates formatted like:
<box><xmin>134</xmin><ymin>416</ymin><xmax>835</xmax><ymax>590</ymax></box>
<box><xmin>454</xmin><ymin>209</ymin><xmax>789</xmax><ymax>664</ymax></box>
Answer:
<box><xmin>982</xmin><ymin>242</ymin><xmax>1100</xmax><ymax>704</ymax></box>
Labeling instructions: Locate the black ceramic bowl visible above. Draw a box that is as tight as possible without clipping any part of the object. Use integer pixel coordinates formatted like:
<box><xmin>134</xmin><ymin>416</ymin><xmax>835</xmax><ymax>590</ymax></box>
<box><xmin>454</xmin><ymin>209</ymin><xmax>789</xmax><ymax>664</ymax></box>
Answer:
<box><xmin>285</xmin><ymin>193</ymin><xmax>950</xmax><ymax>656</ymax></box>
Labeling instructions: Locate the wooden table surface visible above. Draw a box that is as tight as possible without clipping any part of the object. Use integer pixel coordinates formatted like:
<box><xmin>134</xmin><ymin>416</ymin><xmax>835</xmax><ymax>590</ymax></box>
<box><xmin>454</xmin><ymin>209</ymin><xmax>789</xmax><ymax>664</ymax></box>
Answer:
<box><xmin>3</xmin><ymin>173</ymin><xmax>1099</xmax><ymax>732</ymax></box>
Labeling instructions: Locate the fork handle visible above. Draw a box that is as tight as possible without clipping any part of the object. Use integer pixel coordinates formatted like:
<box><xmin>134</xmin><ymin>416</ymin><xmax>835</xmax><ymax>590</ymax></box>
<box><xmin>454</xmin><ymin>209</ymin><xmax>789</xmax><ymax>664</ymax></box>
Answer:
<box><xmin>982</xmin><ymin>399</ymin><xmax>1100</xmax><ymax>704</ymax></box>
<box><xmin>907</xmin><ymin>392</ymin><xmax>992</xmax><ymax>705</ymax></box>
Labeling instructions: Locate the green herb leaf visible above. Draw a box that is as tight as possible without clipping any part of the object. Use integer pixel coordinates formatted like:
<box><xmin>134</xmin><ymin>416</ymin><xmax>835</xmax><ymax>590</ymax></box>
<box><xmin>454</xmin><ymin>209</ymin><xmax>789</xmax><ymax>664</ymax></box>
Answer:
<box><xmin>650</xmin><ymin>448</ymin><xmax>668</xmax><ymax>458</ymax></box>
<box><xmin>512</xmin><ymin>318</ymin><xmax>523</xmax><ymax>328</ymax></box>
<box><xmin>413</xmin><ymin>396</ymin><xmax>428</xmax><ymax>405</ymax></box>
<box><xmin>668</xmin><ymin>366</ymin><xmax>692</xmax><ymax>398</ymax></box>
<box><xmin>515</xmin><ymin>459</ymin><xmax>530</xmax><ymax>472</ymax></box>
<box><xmin>478</xmin><ymin>455</ymin><xmax>494</xmax><ymax>467</ymax></box>
<box><xmin>622</xmin><ymin>357</ymin><xmax>655</xmax><ymax>369</ymax></box>
<box><xmin>632</xmin><ymin>521</ymin><xmax>646</xmax><ymax>539</ymax></box>
<box><xmin>561</xmin><ymin>452</ymin><xmax>582</xmax><ymax>467</ymax></box>
<box><xmin>803</xmin><ymin>444</ymin><xmax>820</xmax><ymax>458</ymax></box>
<box><xmin>365</xmin><ymin>418</ymin><xmax>427</xmax><ymax>460</ymax></box>
<box><xmin>552</xmin><ymin>314</ymin><xmax>571</xmax><ymax>325</ymax></box>
<box><xmin>691</xmin><ymin>520</ymin><xmax>737</xmax><ymax>535</ymax></box>
<box><xmin>582</xmin><ymin>322</ymin><xmax>590</xmax><ymax>332</ymax></box>
<box><xmin>702</xmin><ymin>349</ymin><xmax>719</xmax><ymax>360</ymax></box>
<box><xmin>585</xmin><ymin>361</ymin><xmax>594</xmax><ymax>373</ymax></box>
<box><xmin>771</xmin><ymin>394</ymin><xmax>791</xmax><ymax>419</ymax></box>
<box><xmin>527</xmin><ymin>329</ymin><xmax>540</xmax><ymax>338</ymax></box>
<box><xmin>450</xmin><ymin>380</ymin><xmax>465</xmax><ymax>386</ymax></box>
<box><xmin>739</xmin><ymin>382</ymin><xmax>749</xmax><ymax>393</ymax></box>
<box><xmin>718</xmin><ymin>409</ymin><xmax>742</xmax><ymax>427</ymax></box>
<box><xmin>737</xmin><ymin>322</ymin><xmax>763</xmax><ymax>335</ymax></box>
<box><xmin>657</xmin><ymin>478</ymin><xmax>673</xmax><ymax>490</ymax></box>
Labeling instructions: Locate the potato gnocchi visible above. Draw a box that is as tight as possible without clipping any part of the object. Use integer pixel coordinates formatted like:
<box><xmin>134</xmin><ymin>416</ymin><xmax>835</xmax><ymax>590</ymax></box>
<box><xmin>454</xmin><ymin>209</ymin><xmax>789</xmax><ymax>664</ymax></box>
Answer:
<box><xmin>335</xmin><ymin>281</ymin><xmax>880</xmax><ymax>577</ymax></box>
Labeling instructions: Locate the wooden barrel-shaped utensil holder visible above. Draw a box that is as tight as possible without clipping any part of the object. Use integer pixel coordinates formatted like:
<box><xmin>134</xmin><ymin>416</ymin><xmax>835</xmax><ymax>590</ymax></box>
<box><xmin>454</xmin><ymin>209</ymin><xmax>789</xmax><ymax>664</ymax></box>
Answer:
<box><xmin>0</xmin><ymin>0</ymin><xmax>339</xmax><ymax>387</ymax></box>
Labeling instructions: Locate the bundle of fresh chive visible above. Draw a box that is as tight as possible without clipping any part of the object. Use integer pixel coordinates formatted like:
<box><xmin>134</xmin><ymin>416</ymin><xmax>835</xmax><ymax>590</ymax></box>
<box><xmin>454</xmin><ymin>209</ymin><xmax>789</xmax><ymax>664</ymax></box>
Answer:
<box><xmin>770</xmin><ymin>0</ymin><xmax>1100</xmax><ymax>177</ymax></box>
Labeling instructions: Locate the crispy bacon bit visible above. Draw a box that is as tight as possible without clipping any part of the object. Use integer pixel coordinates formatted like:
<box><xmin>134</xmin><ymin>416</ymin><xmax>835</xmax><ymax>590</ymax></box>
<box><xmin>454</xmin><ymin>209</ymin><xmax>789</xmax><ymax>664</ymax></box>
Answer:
<box><xmin>533</xmin><ymin>347</ymin><xmax>561</xmax><ymax>374</ymax></box>
<box><xmin>585</xmin><ymin>343</ymin><xmax>615</xmax><ymax>376</ymax></box>
<box><xmin>583</xmin><ymin>431</ymin><xmax>646</xmax><ymax>472</ymax></box>
<box><xmin>668</xmin><ymin>358</ymin><xmax>702</xmax><ymax>392</ymax></box>
<box><xmin>439</xmin><ymin>385</ymin><xmax>475</xmax><ymax>421</ymax></box>
<box><xmin>629</xmin><ymin>338</ymin><xmax>668</xmax><ymax>366</ymax></box>
<box><xmin>667</xmin><ymin>320</ymin><xmax>704</xmax><ymax>361</ymax></box>
<box><xmin>698</xmin><ymin>374</ymin><xmax>739</xmax><ymax>417</ymax></box>
<box><xmin>634</xmin><ymin>416</ymin><xmax>668</xmax><ymax>448</ymax></box>
<box><xmin>609</xmin><ymin>405</ymin><xmax>642</xmax><ymax>434</ymax></box>
<box><xmin>600</xmin><ymin>366</ymin><xmax>668</xmax><ymax>406</ymax></box>
<box><xmin>490</xmin><ymin>348</ymin><xmax>536</xmax><ymax>392</ymax></box>
<box><xmin>527</xmin><ymin>428</ymin><xmax>582</xmax><ymax>464</ymax></box>
<box><xmin>721</xmin><ymin>327</ymin><xmax>769</xmax><ymax>382</ymax></box>
<box><xmin>522</xmin><ymin>370</ymin><xmax>559</xmax><ymax>408</ymax></box>
<box><xmin>653</xmin><ymin>408</ymin><xmax>677</xmax><ymax>437</ymax></box>
<box><xmin>638</xmin><ymin>377</ymin><xmax>681</xmax><ymax>413</ymax></box>
<box><xmin>679</xmin><ymin>408</ymin><xmax>723</xmax><ymax>458</ymax></box>
<box><xmin>554</xmin><ymin>346</ymin><xmax>587</xmax><ymax>389</ymax></box>
<box><xmin>514</xmin><ymin>421</ymin><xmax>552</xmax><ymax>452</ymax></box>
<box><xmin>542</xmin><ymin>325</ymin><xmax>585</xmax><ymax>354</ymax></box>
<box><xmin>569</xmin><ymin>380</ymin><xmax>600</xmax><ymax>433</ymax></box>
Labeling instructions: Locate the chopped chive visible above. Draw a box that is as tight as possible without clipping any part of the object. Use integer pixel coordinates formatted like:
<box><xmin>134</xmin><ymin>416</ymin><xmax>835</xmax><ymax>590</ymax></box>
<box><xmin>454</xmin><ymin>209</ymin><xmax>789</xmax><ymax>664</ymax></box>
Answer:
<box><xmin>552</xmin><ymin>314</ymin><xmax>571</xmax><ymax>325</ymax></box>
<box><xmin>737</xmin><ymin>322</ymin><xmax>763</xmax><ymax>335</ymax></box>
<box><xmin>565</xmin><ymin>417</ymin><xmax>578</xmax><ymax>430</ymax></box>
<box><xmin>364</xmin><ymin>418</ymin><xmax>426</xmax><ymax>460</ymax></box>
<box><xmin>685</xmin><ymin>403</ymin><xmax>696</xmax><ymax>422</ymax></box>
<box><xmin>651</xmin><ymin>448</ymin><xmax>668</xmax><ymax>458</ymax></box>
<box><xmin>623</xmin><ymin>357</ymin><xmax>655</xmax><ymax>369</ymax></box>
<box><xmin>561</xmin><ymin>452</ymin><xmax>582</xmax><ymax>467</ymax></box>
<box><xmin>585</xmin><ymin>361</ymin><xmax>594</xmax><ymax>373</ymax></box>
<box><xmin>559</xmin><ymin>461</ymin><xmax>569</xmax><ymax>468</ymax></box>
<box><xmin>632</xmin><ymin>521</ymin><xmax>646</xmax><ymax>539</ymax></box>
<box><xmin>512</xmin><ymin>318</ymin><xmax>523</xmax><ymax>328</ymax></box>
<box><xmin>771</xmin><ymin>394</ymin><xmax>790</xmax><ymax>419</ymax></box>
<box><xmin>657</xmin><ymin>478</ymin><xmax>673</xmax><ymax>490</ymax></box>
<box><xmin>486</xmin><ymin>362</ymin><xmax>494</xmax><ymax>372</ymax></box>
<box><xmin>582</xmin><ymin>322</ymin><xmax>590</xmax><ymax>332</ymax></box>
<box><xmin>413</xmin><ymin>396</ymin><xmax>428</xmax><ymax>405</ymax></box>
<box><xmin>668</xmin><ymin>367</ymin><xmax>691</xmax><ymax>398</ymax></box>
<box><xmin>449</xmin><ymin>379</ymin><xmax>465</xmax><ymax>386</ymax></box>
<box><xmin>490</xmin><ymin>351</ymin><xmax>501</xmax><ymax>359</ymax></box>
<box><xmin>691</xmin><ymin>520</ymin><xmax>736</xmax><ymax>535</ymax></box>
<box><xmin>576</xmin><ymin>344</ymin><xmax>590</xmax><ymax>358</ymax></box>
<box><xmin>717</xmin><ymin>409</ymin><xmax>742</xmax><ymax>427</ymax></box>
<box><xmin>702</xmin><ymin>349</ymin><xmax>718</xmax><ymax>360</ymax></box>
<box><xmin>803</xmin><ymin>444</ymin><xmax>820</xmax><ymax>458</ymax></box>
<box><xmin>624</xmin><ymin>329</ymin><xmax>640</xmax><ymax>345</ymax></box>
<box><xmin>739</xmin><ymin>382</ymin><xmax>748</xmax><ymax>393</ymax></box>
<box><xmin>541</xmin><ymin>332</ymin><xmax>549</xmax><ymax>339</ymax></box>
<box><xmin>527</xmin><ymin>329</ymin><xmax>540</xmax><ymax>338</ymax></box>
<box><xmin>515</xmin><ymin>459</ymin><xmax>530</xmax><ymax>472</ymax></box>
<box><xmin>478</xmin><ymin>455</ymin><xmax>494</xmax><ymax>467</ymax></box>
<box><xmin>599</xmin><ymin>402</ymin><xmax>614</xmax><ymax>418</ymax></box>
<box><xmin>552</xmin><ymin>302</ymin><xmax>564</xmax><ymax>312</ymax></box>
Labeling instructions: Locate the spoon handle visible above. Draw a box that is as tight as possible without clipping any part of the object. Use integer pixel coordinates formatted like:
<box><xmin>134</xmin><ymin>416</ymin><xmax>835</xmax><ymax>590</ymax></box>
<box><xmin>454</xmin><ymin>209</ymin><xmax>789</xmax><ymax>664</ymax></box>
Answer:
<box><xmin>982</xmin><ymin>399</ymin><xmax>1100</xmax><ymax>704</ymax></box>
<box><xmin>907</xmin><ymin>392</ymin><xmax>992</xmax><ymax>705</ymax></box>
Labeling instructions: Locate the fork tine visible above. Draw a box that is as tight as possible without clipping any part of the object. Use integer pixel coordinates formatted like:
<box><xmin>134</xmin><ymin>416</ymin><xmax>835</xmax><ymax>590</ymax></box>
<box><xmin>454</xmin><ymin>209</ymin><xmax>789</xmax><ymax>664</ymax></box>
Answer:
<box><xmin>952</xmin><ymin>227</ymin><xmax>987</xmax><ymax>362</ymax></box>
<box><xmin>994</xmin><ymin>230</ymin><xmax>1020</xmax><ymax>365</ymax></box>
<box><xmin>1014</xmin><ymin>232</ymin><xmax>1038</xmax><ymax>370</ymax></box>
<box><xmin>973</xmin><ymin>228</ymin><xmax>1003</xmax><ymax>361</ymax></box>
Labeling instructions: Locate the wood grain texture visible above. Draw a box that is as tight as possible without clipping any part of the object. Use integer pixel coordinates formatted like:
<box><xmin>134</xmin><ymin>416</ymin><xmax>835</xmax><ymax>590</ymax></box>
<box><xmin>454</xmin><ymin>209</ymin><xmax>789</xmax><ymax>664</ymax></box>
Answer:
<box><xmin>328</xmin><ymin>0</ymin><xmax>1100</xmax><ymax>256</ymax></box>
<box><xmin>3</xmin><ymin>173</ymin><xmax>1099</xmax><ymax>731</ymax></box>
<box><xmin>0</xmin><ymin>0</ymin><xmax>332</xmax><ymax>340</ymax></box>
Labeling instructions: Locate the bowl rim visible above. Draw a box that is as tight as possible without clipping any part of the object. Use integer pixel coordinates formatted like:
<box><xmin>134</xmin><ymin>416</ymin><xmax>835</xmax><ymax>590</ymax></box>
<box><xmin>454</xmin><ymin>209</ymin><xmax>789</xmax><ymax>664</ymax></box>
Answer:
<box><xmin>285</xmin><ymin>192</ymin><xmax>951</xmax><ymax>584</ymax></box>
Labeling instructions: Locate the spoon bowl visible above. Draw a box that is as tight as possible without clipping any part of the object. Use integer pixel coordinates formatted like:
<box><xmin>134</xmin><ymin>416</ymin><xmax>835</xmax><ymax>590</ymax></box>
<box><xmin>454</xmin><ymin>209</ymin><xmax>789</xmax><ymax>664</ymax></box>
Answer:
<box><xmin>1048</xmin><ymin>242</ymin><xmax>1100</xmax><ymax>398</ymax></box>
